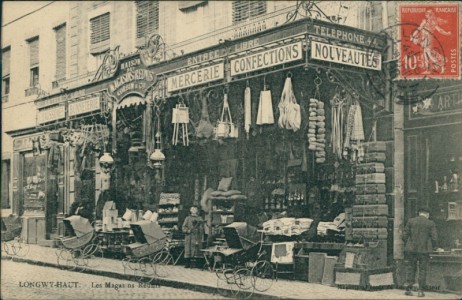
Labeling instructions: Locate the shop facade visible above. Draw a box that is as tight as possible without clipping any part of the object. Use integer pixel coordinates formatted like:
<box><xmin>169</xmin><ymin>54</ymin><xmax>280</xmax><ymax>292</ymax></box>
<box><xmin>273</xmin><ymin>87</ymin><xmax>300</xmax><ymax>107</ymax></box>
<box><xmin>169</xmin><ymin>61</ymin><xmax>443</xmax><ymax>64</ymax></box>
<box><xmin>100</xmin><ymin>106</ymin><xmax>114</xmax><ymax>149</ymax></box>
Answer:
<box><xmin>402</xmin><ymin>81</ymin><xmax>462</xmax><ymax>288</ymax></box>
<box><xmin>9</xmin><ymin>17</ymin><xmax>402</xmax><ymax>287</ymax></box>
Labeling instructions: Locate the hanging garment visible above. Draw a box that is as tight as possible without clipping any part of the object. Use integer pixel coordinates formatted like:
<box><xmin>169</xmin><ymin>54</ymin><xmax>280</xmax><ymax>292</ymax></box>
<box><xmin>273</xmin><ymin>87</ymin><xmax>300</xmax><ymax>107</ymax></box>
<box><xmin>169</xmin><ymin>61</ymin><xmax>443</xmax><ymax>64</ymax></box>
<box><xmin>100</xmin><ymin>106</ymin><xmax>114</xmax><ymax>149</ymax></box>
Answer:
<box><xmin>351</xmin><ymin>101</ymin><xmax>365</xmax><ymax>142</ymax></box>
<box><xmin>215</xmin><ymin>93</ymin><xmax>238</xmax><ymax>138</ymax></box>
<box><xmin>331</xmin><ymin>94</ymin><xmax>344</xmax><ymax>159</ymax></box>
<box><xmin>278</xmin><ymin>77</ymin><xmax>300</xmax><ymax>131</ymax></box>
<box><xmin>256</xmin><ymin>90</ymin><xmax>274</xmax><ymax>125</ymax></box>
<box><xmin>244</xmin><ymin>86</ymin><xmax>252</xmax><ymax>138</ymax></box>
<box><xmin>196</xmin><ymin>96</ymin><xmax>214</xmax><ymax>139</ymax></box>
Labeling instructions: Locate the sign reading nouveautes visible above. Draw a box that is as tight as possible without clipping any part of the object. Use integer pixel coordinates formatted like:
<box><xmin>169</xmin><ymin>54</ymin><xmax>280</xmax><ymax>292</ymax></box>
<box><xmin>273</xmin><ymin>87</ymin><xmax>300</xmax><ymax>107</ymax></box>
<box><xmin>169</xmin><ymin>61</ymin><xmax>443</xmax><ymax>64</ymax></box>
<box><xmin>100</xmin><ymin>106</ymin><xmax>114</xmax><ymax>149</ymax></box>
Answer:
<box><xmin>167</xmin><ymin>63</ymin><xmax>224</xmax><ymax>92</ymax></box>
<box><xmin>310</xmin><ymin>41</ymin><xmax>381</xmax><ymax>71</ymax></box>
<box><xmin>230</xmin><ymin>41</ymin><xmax>303</xmax><ymax>76</ymax></box>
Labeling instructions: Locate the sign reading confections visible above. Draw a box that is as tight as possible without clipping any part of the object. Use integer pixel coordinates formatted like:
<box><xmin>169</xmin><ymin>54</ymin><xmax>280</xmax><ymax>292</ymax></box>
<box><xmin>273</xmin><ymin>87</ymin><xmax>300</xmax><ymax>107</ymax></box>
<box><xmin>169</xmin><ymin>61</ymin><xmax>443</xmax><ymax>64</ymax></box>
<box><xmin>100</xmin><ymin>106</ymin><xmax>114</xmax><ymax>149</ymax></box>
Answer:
<box><xmin>68</xmin><ymin>95</ymin><xmax>101</xmax><ymax>117</ymax></box>
<box><xmin>310</xmin><ymin>40</ymin><xmax>382</xmax><ymax>71</ymax></box>
<box><xmin>167</xmin><ymin>63</ymin><xmax>224</xmax><ymax>92</ymax></box>
<box><xmin>108</xmin><ymin>56</ymin><xmax>157</xmax><ymax>102</ymax></box>
<box><xmin>230</xmin><ymin>41</ymin><xmax>303</xmax><ymax>76</ymax></box>
<box><xmin>37</xmin><ymin>106</ymin><xmax>66</xmax><ymax>124</ymax></box>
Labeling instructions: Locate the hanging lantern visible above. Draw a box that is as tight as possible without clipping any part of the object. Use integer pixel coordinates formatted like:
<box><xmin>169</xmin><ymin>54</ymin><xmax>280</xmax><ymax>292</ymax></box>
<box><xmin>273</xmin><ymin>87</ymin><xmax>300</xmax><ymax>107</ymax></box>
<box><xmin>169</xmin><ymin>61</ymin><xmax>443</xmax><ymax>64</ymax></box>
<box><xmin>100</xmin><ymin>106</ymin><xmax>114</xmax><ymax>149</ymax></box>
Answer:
<box><xmin>149</xmin><ymin>131</ymin><xmax>165</xmax><ymax>169</ymax></box>
<box><xmin>99</xmin><ymin>152</ymin><xmax>114</xmax><ymax>174</ymax></box>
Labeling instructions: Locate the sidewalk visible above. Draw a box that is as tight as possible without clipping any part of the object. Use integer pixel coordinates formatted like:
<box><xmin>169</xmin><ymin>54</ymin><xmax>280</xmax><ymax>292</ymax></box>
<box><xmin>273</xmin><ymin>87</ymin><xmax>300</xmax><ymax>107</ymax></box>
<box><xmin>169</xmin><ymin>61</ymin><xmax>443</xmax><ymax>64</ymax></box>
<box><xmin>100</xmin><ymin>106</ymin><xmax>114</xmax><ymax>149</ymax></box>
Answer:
<box><xmin>1</xmin><ymin>243</ymin><xmax>459</xmax><ymax>300</ymax></box>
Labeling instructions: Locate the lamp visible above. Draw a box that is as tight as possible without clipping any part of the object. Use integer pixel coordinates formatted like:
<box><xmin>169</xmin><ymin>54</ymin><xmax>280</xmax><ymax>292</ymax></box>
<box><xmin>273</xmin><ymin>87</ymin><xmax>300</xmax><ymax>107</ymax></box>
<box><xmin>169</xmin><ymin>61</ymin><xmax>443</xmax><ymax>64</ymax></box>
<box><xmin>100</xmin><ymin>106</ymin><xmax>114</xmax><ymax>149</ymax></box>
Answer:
<box><xmin>149</xmin><ymin>114</ymin><xmax>165</xmax><ymax>183</ymax></box>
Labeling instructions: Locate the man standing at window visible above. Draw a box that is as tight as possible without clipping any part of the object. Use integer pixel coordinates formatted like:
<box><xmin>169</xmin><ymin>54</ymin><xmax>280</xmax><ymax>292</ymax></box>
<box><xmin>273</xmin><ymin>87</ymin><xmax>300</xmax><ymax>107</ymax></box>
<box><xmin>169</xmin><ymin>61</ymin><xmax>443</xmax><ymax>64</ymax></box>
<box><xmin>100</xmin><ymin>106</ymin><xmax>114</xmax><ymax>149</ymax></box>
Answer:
<box><xmin>402</xmin><ymin>206</ymin><xmax>438</xmax><ymax>297</ymax></box>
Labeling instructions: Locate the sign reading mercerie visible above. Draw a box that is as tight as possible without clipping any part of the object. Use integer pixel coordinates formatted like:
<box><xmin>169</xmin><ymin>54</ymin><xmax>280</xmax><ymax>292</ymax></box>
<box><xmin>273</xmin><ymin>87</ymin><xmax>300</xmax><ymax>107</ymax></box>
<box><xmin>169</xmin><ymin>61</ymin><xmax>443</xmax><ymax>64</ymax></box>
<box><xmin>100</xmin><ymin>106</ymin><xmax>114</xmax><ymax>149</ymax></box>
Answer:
<box><xmin>311</xmin><ymin>41</ymin><xmax>381</xmax><ymax>71</ymax></box>
<box><xmin>68</xmin><ymin>95</ymin><xmax>101</xmax><ymax>117</ymax></box>
<box><xmin>230</xmin><ymin>41</ymin><xmax>303</xmax><ymax>76</ymax></box>
<box><xmin>167</xmin><ymin>63</ymin><xmax>224</xmax><ymax>92</ymax></box>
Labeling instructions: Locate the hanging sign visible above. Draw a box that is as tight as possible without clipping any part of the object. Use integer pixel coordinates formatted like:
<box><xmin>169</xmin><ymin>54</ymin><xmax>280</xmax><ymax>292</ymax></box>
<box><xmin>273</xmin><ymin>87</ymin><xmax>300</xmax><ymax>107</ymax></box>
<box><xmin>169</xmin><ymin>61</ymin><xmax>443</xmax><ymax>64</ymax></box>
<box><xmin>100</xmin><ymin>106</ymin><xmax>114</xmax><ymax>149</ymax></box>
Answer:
<box><xmin>410</xmin><ymin>87</ymin><xmax>462</xmax><ymax>118</ymax></box>
<box><xmin>230</xmin><ymin>41</ymin><xmax>303</xmax><ymax>76</ymax></box>
<box><xmin>108</xmin><ymin>56</ymin><xmax>157</xmax><ymax>103</ymax></box>
<box><xmin>167</xmin><ymin>63</ymin><xmax>224</xmax><ymax>92</ymax></box>
<box><xmin>68</xmin><ymin>95</ymin><xmax>101</xmax><ymax>117</ymax></box>
<box><xmin>310</xmin><ymin>40</ymin><xmax>381</xmax><ymax>71</ymax></box>
<box><xmin>37</xmin><ymin>106</ymin><xmax>66</xmax><ymax>124</ymax></box>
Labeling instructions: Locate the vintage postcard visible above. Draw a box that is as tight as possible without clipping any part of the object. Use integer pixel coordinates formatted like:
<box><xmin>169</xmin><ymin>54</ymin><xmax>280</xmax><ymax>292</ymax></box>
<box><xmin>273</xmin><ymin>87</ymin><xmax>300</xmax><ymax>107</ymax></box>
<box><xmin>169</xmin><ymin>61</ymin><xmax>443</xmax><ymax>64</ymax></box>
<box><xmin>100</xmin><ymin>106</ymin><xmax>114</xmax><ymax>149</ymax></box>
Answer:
<box><xmin>1</xmin><ymin>1</ymin><xmax>461</xmax><ymax>299</ymax></box>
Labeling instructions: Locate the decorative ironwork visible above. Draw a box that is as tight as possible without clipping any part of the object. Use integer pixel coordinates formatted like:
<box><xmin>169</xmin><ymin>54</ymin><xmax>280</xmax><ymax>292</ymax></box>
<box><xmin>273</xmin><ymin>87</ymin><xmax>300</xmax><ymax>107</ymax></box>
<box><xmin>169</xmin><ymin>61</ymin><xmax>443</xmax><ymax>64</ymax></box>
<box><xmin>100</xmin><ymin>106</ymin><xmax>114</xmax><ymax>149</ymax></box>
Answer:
<box><xmin>285</xmin><ymin>1</ymin><xmax>334</xmax><ymax>24</ymax></box>
<box><xmin>139</xmin><ymin>34</ymin><xmax>176</xmax><ymax>66</ymax></box>
<box><xmin>92</xmin><ymin>46</ymin><xmax>120</xmax><ymax>82</ymax></box>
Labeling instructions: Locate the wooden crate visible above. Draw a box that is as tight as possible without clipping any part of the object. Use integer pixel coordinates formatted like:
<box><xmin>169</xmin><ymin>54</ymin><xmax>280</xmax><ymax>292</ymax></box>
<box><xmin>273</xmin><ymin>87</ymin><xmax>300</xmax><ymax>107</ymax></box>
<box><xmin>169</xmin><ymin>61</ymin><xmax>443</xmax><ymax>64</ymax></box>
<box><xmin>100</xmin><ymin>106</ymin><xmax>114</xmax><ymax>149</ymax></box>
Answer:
<box><xmin>334</xmin><ymin>266</ymin><xmax>395</xmax><ymax>290</ymax></box>
<box><xmin>356</xmin><ymin>163</ymin><xmax>385</xmax><ymax>174</ymax></box>
<box><xmin>355</xmin><ymin>173</ymin><xmax>386</xmax><ymax>184</ymax></box>
<box><xmin>294</xmin><ymin>248</ymin><xmax>310</xmax><ymax>281</ymax></box>
<box><xmin>321</xmin><ymin>256</ymin><xmax>338</xmax><ymax>286</ymax></box>
<box><xmin>352</xmin><ymin>205</ymin><xmax>388</xmax><ymax>216</ymax></box>
<box><xmin>356</xmin><ymin>184</ymin><xmax>386</xmax><ymax>194</ymax></box>
<box><xmin>308</xmin><ymin>252</ymin><xmax>326</xmax><ymax>283</ymax></box>
<box><xmin>355</xmin><ymin>194</ymin><xmax>386</xmax><ymax>205</ymax></box>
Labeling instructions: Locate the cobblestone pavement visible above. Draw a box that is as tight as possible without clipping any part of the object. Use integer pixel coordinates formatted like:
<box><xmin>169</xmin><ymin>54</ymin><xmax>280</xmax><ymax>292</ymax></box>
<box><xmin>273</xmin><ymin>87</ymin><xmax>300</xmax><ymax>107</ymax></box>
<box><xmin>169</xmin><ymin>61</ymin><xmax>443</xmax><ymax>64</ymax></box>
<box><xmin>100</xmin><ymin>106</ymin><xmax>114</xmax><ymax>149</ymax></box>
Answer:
<box><xmin>1</xmin><ymin>260</ymin><xmax>226</xmax><ymax>299</ymax></box>
<box><xmin>2</xmin><ymin>244</ymin><xmax>460</xmax><ymax>299</ymax></box>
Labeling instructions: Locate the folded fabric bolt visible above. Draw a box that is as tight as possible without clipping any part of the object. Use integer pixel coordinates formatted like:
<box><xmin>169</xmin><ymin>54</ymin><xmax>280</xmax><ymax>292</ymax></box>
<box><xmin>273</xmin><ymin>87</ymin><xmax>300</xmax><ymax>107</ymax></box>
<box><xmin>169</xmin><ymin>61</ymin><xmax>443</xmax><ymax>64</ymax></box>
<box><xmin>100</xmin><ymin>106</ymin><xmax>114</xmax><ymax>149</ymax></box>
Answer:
<box><xmin>316</xmin><ymin>152</ymin><xmax>326</xmax><ymax>157</ymax></box>
<box><xmin>308</xmin><ymin>133</ymin><xmax>316</xmax><ymax>138</ymax></box>
<box><xmin>317</xmin><ymin>122</ymin><xmax>326</xmax><ymax>128</ymax></box>
<box><xmin>317</xmin><ymin>102</ymin><xmax>325</xmax><ymax>109</ymax></box>
<box><xmin>316</xmin><ymin>143</ymin><xmax>326</xmax><ymax>148</ymax></box>
<box><xmin>318</xmin><ymin>128</ymin><xmax>326</xmax><ymax>134</ymax></box>
<box><xmin>316</xmin><ymin>139</ymin><xmax>325</xmax><ymax>143</ymax></box>
<box><xmin>308</xmin><ymin>129</ymin><xmax>316</xmax><ymax>134</ymax></box>
<box><xmin>310</xmin><ymin>99</ymin><xmax>318</xmax><ymax>104</ymax></box>
<box><xmin>317</xmin><ymin>109</ymin><xmax>325</xmax><ymax>116</ymax></box>
<box><xmin>309</xmin><ymin>117</ymin><xmax>318</xmax><ymax>121</ymax></box>
<box><xmin>317</xmin><ymin>116</ymin><xmax>325</xmax><ymax>121</ymax></box>
<box><xmin>316</xmin><ymin>158</ymin><xmax>326</xmax><ymax>163</ymax></box>
<box><xmin>310</xmin><ymin>112</ymin><xmax>317</xmax><ymax>117</ymax></box>
<box><xmin>309</xmin><ymin>123</ymin><xmax>316</xmax><ymax>129</ymax></box>
<box><xmin>316</xmin><ymin>134</ymin><xmax>325</xmax><ymax>139</ymax></box>
<box><xmin>308</xmin><ymin>145</ymin><xmax>316</xmax><ymax>150</ymax></box>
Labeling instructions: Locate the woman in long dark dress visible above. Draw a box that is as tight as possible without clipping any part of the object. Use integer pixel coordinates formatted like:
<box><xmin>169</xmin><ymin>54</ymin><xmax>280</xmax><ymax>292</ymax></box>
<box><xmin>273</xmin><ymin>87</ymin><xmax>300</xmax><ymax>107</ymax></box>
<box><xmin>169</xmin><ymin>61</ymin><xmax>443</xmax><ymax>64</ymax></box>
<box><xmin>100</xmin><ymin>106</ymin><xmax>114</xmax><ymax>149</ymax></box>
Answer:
<box><xmin>182</xmin><ymin>206</ymin><xmax>204</xmax><ymax>268</ymax></box>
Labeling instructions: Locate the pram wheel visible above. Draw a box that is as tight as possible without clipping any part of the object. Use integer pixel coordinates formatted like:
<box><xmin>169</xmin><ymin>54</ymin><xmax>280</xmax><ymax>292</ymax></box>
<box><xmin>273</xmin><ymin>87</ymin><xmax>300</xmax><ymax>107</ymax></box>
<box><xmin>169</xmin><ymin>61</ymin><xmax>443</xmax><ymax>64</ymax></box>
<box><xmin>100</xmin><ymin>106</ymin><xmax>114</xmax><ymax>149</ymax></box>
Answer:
<box><xmin>251</xmin><ymin>260</ymin><xmax>274</xmax><ymax>292</ymax></box>
<box><xmin>152</xmin><ymin>249</ymin><xmax>174</xmax><ymax>265</ymax></box>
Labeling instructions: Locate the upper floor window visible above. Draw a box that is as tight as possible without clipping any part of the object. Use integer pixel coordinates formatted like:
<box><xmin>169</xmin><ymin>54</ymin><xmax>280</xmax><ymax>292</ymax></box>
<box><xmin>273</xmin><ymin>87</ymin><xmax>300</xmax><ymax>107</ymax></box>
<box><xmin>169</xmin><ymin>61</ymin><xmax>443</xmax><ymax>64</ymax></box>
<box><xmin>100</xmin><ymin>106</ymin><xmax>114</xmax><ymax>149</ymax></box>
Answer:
<box><xmin>136</xmin><ymin>1</ymin><xmax>159</xmax><ymax>39</ymax></box>
<box><xmin>54</xmin><ymin>23</ymin><xmax>67</xmax><ymax>82</ymax></box>
<box><xmin>27</xmin><ymin>37</ymin><xmax>39</xmax><ymax>88</ymax></box>
<box><xmin>232</xmin><ymin>1</ymin><xmax>266</xmax><ymax>24</ymax></box>
<box><xmin>90</xmin><ymin>12</ymin><xmax>110</xmax><ymax>54</ymax></box>
<box><xmin>2</xmin><ymin>47</ymin><xmax>11</xmax><ymax>101</ymax></box>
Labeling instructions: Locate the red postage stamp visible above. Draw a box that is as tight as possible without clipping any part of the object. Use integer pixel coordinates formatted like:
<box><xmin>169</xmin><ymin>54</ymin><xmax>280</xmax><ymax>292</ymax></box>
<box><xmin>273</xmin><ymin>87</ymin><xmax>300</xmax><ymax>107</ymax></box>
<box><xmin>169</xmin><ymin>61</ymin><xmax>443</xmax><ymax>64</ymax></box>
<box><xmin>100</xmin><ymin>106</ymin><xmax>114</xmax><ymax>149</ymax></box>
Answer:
<box><xmin>399</xmin><ymin>3</ymin><xmax>460</xmax><ymax>79</ymax></box>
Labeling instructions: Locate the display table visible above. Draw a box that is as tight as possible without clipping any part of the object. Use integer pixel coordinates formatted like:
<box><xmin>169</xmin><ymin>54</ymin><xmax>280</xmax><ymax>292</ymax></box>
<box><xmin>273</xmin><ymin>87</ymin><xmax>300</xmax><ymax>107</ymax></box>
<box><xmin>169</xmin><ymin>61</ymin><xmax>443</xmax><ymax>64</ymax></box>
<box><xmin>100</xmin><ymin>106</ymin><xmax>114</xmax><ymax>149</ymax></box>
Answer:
<box><xmin>428</xmin><ymin>252</ymin><xmax>462</xmax><ymax>292</ymax></box>
<box><xmin>201</xmin><ymin>245</ymin><xmax>243</xmax><ymax>270</ymax></box>
<box><xmin>96</xmin><ymin>230</ymin><xmax>133</xmax><ymax>257</ymax></box>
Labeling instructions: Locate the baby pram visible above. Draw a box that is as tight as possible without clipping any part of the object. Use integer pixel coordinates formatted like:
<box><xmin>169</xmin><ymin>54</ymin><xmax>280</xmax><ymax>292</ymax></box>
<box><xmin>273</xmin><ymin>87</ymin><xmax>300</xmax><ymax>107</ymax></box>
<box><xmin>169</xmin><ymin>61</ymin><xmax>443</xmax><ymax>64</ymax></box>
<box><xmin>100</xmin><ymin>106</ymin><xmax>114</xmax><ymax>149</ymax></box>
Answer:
<box><xmin>122</xmin><ymin>220</ymin><xmax>169</xmax><ymax>280</ymax></box>
<box><xmin>56</xmin><ymin>216</ymin><xmax>100</xmax><ymax>269</ymax></box>
<box><xmin>1</xmin><ymin>215</ymin><xmax>29</xmax><ymax>257</ymax></box>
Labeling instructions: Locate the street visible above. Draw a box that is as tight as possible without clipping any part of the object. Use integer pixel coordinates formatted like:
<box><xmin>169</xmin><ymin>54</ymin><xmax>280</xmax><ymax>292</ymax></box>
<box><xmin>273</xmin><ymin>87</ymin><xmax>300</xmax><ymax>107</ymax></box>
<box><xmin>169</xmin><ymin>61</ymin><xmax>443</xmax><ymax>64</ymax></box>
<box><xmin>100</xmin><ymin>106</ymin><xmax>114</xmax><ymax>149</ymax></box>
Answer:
<box><xmin>1</xmin><ymin>260</ymin><xmax>226</xmax><ymax>299</ymax></box>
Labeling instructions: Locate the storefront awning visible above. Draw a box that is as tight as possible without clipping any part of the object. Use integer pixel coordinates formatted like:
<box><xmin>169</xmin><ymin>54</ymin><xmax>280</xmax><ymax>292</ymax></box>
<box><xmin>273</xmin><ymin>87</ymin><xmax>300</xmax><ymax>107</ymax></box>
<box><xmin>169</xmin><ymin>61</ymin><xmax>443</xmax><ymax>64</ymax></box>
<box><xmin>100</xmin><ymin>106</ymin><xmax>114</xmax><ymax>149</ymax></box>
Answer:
<box><xmin>116</xmin><ymin>95</ymin><xmax>146</xmax><ymax>110</ymax></box>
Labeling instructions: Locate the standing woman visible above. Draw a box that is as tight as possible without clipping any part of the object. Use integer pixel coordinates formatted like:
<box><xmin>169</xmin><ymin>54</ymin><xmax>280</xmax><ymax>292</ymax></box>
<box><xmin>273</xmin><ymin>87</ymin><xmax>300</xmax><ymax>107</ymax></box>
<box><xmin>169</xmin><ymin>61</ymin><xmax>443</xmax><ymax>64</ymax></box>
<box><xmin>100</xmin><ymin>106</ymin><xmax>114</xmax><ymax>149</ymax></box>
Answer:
<box><xmin>182</xmin><ymin>206</ymin><xmax>204</xmax><ymax>268</ymax></box>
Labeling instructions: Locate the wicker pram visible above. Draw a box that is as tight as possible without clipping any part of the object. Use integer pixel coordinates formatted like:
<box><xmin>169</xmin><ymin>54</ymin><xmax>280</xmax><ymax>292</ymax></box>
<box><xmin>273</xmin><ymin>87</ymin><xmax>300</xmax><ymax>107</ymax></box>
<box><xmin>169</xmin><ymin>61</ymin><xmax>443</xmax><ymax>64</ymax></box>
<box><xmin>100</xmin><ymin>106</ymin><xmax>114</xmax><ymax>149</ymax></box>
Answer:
<box><xmin>59</xmin><ymin>216</ymin><xmax>94</xmax><ymax>249</ymax></box>
<box><xmin>1</xmin><ymin>215</ymin><xmax>22</xmax><ymax>242</ymax></box>
<box><xmin>125</xmin><ymin>220</ymin><xmax>167</xmax><ymax>258</ymax></box>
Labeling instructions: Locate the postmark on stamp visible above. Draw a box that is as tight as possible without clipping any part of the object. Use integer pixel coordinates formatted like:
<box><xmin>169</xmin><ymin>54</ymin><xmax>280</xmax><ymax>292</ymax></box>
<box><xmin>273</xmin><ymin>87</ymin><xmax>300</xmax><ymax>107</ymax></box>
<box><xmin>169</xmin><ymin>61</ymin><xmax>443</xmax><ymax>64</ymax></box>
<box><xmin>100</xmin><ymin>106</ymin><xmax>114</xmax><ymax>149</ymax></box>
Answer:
<box><xmin>398</xmin><ymin>3</ymin><xmax>460</xmax><ymax>79</ymax></box>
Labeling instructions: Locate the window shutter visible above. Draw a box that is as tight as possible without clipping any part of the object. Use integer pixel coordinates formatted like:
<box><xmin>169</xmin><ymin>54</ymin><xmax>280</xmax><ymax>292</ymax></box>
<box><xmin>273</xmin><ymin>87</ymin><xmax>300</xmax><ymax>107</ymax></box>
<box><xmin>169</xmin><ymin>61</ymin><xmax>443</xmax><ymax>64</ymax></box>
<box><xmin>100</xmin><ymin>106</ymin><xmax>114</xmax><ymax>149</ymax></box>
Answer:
<box><xmin>2</xmin><ymin>48</ymin><xmax>10</xmax><ymax>76</ymax></box>
<box><xmin>136</xmin><ymin>1</ymin><xmax>159</xmax><ymax>39</ymax></box>
<box><xmin>55</xmin><ymin>24</ymin><xmax>67</xmax><ymax>80</ymax></box>
<box><xmin>90</xmin><ymin>13</ymin><xmax>110</xmax><ymax>45</ymax></box>
<box><xmin>29</xmin><ymin>37</ymin><xmax>39</xmax><ymax>67</ymax></box>
<box><xmin>232</xmin><ymin>1</ymin><xmax>266</xmax><ymax>24</ymax></box>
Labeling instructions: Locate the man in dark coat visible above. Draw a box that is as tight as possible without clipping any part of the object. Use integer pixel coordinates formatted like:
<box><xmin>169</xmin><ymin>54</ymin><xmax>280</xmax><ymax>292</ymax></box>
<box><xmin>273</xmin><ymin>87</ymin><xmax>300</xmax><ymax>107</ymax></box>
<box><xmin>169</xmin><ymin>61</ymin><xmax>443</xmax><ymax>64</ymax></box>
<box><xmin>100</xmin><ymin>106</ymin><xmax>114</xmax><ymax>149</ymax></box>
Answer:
<box><xmin>402</xmin><ymin>206</ymin><xmax>437</xmax><ymax>297</ymax></box>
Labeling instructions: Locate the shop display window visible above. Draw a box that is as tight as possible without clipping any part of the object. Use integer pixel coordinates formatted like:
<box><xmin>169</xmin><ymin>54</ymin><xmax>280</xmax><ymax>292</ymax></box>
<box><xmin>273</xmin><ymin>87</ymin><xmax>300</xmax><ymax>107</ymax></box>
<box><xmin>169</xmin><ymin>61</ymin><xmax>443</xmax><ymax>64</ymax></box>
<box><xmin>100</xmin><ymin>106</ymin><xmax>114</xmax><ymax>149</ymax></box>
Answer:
<box><xmin>22</xmin><ymin>153</ymin><xmax>47</xmax><ymax>214</ymax></box>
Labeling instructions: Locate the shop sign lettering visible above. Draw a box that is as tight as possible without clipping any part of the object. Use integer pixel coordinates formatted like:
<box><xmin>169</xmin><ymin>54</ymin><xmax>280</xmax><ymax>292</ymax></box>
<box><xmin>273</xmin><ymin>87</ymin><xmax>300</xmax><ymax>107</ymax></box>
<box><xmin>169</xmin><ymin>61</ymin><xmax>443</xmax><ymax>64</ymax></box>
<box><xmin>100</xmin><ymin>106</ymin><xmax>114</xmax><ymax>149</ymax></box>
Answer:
<box><xmin>37</xmin><ymin>106</ymin><xmax>66</xmax><ymax>124</ymax></box>
<box><xmin>108</xmin><ymin>56</ymin><xmax>157</xmax><ymax>102</ymax></box>
<box><xmin>311</xmin><ymin>41</ymin><xmax>381</xmax><ymax>71</ymax></box>
<box><xmin>68</xmin><ymin>95</ymin><xmax>101</xmax><ymax>117</ymax></box>
<box><xmin>167</xmin><ymin>63</ymin><xmax>224</xmax><ymax>92</ymax></box>
<box><xmin>36</xmin><ymin>89</ymin><xmax>86</xmax><ymax>109</ymax></box>
<box><xmin>230</xmin><ymin>41</ymin><xmax>303</xmax><ymax>76</ymax></box>
<box><xmin>13</xmin><ymin>133</ymin><xmax>43</xmax><ymax>151</ymax></box>
<box><xmin>411</xmin><ymin>88</ymin><xmax>462</xmax><ymax>117</ymax></box>
<box><xmin>309</xmin><ymin>24</ymin><xmax>384</xmax><ymax>48</ymax></box>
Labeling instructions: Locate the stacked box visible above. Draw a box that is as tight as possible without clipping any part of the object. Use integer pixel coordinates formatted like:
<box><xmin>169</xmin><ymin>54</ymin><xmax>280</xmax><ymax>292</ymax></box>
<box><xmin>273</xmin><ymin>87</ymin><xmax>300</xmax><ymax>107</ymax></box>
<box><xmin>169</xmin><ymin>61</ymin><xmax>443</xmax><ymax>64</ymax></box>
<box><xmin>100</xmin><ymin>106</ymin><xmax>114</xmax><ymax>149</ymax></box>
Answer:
<box><xmin>350</xmin><ymin>142</ymin><xmax>389</xmax><ymax>242</ymax></box>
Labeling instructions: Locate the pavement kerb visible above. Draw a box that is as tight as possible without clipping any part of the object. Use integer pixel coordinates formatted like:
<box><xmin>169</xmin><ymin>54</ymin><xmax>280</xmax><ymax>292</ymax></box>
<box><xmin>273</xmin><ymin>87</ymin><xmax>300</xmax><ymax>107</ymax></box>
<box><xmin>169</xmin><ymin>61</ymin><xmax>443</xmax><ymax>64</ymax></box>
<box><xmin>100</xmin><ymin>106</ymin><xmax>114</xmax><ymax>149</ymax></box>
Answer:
<box><xmin>1</xmin><ymin>255</ymin><xmax>285</xmax><ymax>299</ymax></box>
